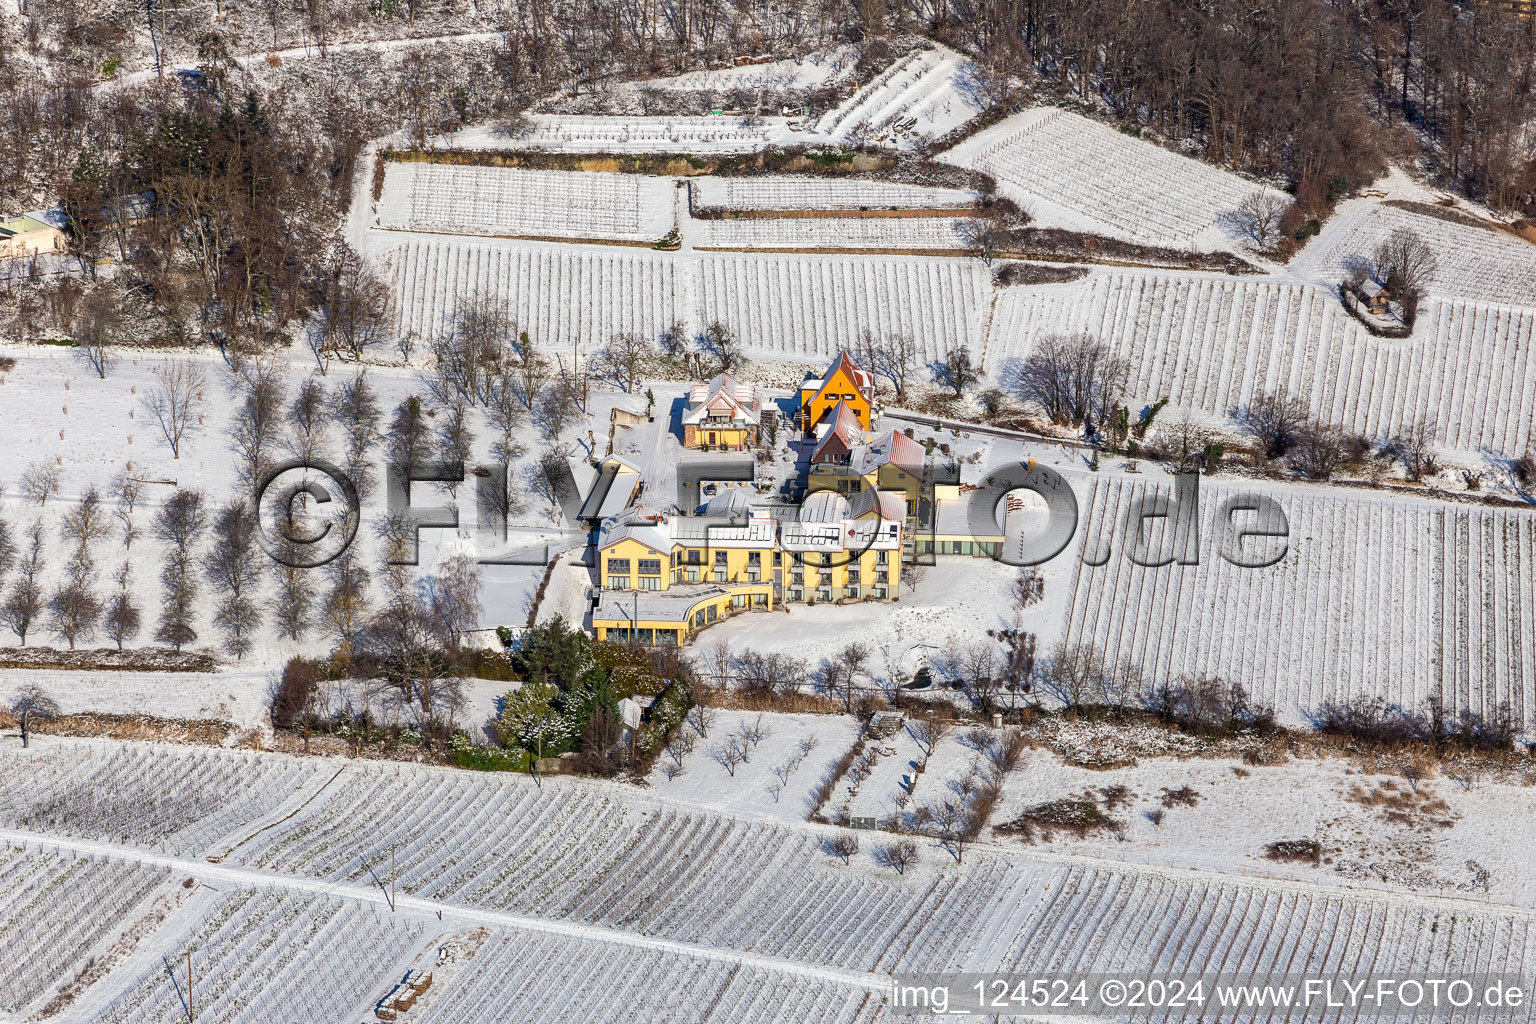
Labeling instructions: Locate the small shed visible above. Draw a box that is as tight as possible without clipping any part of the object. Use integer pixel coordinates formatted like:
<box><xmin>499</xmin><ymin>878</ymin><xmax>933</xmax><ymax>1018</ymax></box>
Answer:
<box><xmin>869</xmin><ymin>710</ymin><xmax>905</xmax><ymax>738</ymax></box>
<box><xmin>1358</xmin><ymin>278</ymin><xmax>1393</xmax><ymax>315</ymax></box>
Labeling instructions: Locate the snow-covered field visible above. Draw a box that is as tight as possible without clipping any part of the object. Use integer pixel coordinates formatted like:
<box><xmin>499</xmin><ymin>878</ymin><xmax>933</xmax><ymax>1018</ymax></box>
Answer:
<box><xmin>691</xmin><ymin>177</ymin><xmax>976</xmax><ymax>213</ymax></box>
<box><xmin>1060</xmin><ymin>478</ymin><xmax>1536</xmax><ymax>725</ymax></box>
<box><xmin>942</xmin><ymin>108</ymin><xmax>1285</xmax><ymax>250</ymax></box>
<box><xmin>696</xmin><ymin>216</ymin><xmax>974</xmax><ymax>251</ymax></box>
<box><xmin>377</xmin><ymin>162</ymin><xmax>675</xmax><ymax>242</ymax></box>
<box><xmin>385</xmin><ymin>238</ymin><xmax>689</xmax><ymax>350</ymax></box>
<box><xmin>815</xmin><ymin>45</ymin><xmax>987</xmax><ymax>149</ymax></box>
<box><xmin>5</xmin><ymin>737</ymin><xmax>1536</xmax><ymax>1023</ymax></box>
<box><xmin>385</xmin><ymin>238</ymin><xmax>990</xmax><ymax>363</ymax></box>
<box><xmin>646</xmin><ymin>709</ymin><xmax>861</xmax><ymax>821</ymax></box>
<box><xmin>987</xmin><ymin>271</ymin><xmax>1536</xmax><ymax>457</ymax></box>
<box><xmin>1296</xmin><ymin>202</ymin><xmax>1536</xmax><ymax>307</ymax></box>
<box><xmin>452</xmin><ymin>114</ymin><xmax>782</xmax><ymax>153</ymax></box>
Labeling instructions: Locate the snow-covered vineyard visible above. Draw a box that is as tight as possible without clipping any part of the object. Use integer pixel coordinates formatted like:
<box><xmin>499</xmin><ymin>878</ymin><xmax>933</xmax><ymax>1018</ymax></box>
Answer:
<box><xmin>943</xmin><ymin>108</ymin><xmax>1285</xmax><ymax>249</ymax></box>
<box><xmin>376</xmin><ymin>163</ymin><xmax>675</xmax><ymax>242</ymax></box>
<box><xmin>813</xmin><ymin>45</ymin><xmax>986</xmax><ymax>149</ymax></box>
<box><xmin>4</xmin><ymin>742</ymin><xmax>1536</xmax><ymax>1023</ymax></box>
<box><xmin>1061</xmin><ymin>479</ymin><xmax>1536</xmax><ymax>723</ymax></box>
<box><xmin>385</xmin><ymin>239</ymin><xmax>689</xmax><ymax>349</ymax></box>
<box><xmin>989</xmin><ymin>273</ymin><xmax>1536</xmax><ymax>455</ymax></box>
<box><xmin>695</xmin><ymin>216</ymin><xmax>974</xmax><ymax>251</ymax></box>
<box><xmin>689</xmin><ymin>177</ymin><xmax>976</xmax><ymax>213</ymax></box>
<box><xmin>1298</xmin><ymin>204</ymin><xmax>1536</xmax><ymax>308</ymax></box>
<box><xmin>385</xmin><ymin>239</ymin><xmax>990</xmax><ymax>361</ymax></box>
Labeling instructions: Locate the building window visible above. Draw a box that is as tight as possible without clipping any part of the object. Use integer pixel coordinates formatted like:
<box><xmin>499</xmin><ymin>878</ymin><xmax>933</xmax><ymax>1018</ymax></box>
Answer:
<box><xmin>876</xmin><ymin>549</ymin><xmax>888</xmax><ymax>565</ymax></box>
<box><xmin>686</xmin><ymin>570</ymin><xmax>700</xmax><ymax>583</ymax></box>
<box><xmin>731</xmin><ymin>595</ymin><xmax>746</xmax><ymax>608</ymax></box>
<box><xmin>847</xmin><ymin>569</ymin><xmax>861</xmax><ymax>584</ymax></box>
<box><xmin>693</xmin><ymin>610</ymin><xmax>706</xmax><ymax>627</ymax></box>
<box><xmin>753</xmin><ymin>594</ymin><xmax>768</xmax><ymax>608</ymax></box>
<box><xmin>714</xmin><ymin>569</ymin><xmax>728</xmax><ymax>583</ymax></box>
<box><xmin>638</xmin><ymin>576</ymin><xmax>661</xmax><ymax>591</ymax></box>
<box><xmin>773</xmin><ymin>551</ymin><xmax>782</xmax><ymax>566</ymax></box>
<box><xmin>638</xmin><ymin>559</ymin><xmax>661</xmax><ymax>575</ymax></box>
<box><xmin>844</xmin><ymin>586</ymin><xmax>860</xmax><ymax>599</ymax></box>
<box><xmin>706</xmin><ymin>605</ymin><xmax>718</xmax><ymax>622</ymax></box>
<box><xmin>687</xmin><ymin>550</ymin><xmax>701</xmax><ymax>565</ymax></box>
<box><xmin>607</xmin><ymin>558</ymin><xmax>631</xmax><ymax>575</ymax></box>
<box><xmin>873</xmin><ymin>586</ymin><xmax>888</xmax><ymax>599</ymax></box>
<box><xmin>714</xmin><ymin>550</ymin><xmax>728</xmax><ymax>565</ymax></box>
<box><xmin>747</xmin><ymin>551</ymin><xmax>761</xmax><ymax>565</ymax></box>
<box><xmin>609</xmin><ymin>577</ymin><xmax>631</xmax><ymax>590</ymax></box>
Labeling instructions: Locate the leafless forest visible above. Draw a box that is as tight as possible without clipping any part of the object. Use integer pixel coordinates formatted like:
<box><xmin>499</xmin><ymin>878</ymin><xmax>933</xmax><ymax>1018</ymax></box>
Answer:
<box><xmin>0</xmin><ymin>0</ymin><xmax>1532</xmax><ymax>350</ymax></box>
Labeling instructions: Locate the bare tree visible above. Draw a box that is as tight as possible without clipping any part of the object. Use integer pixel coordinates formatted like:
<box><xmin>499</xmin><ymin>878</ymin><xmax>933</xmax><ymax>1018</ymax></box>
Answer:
<box><xmin>1237</xmin><ymin>390</ymin><xmax>1309</xmax><ymax>459</ymax></box>
<box><xmin>103</xmin><ymin>591</ymin><xmax>141</xmax><ymax>649</ymax></box>
<box><xmin>428</xmin><ymin>553</ymin><xmax>483</xmax><ymax>648</ymax></box>
<box><xmin>659</xmin><ymin>320</ymin><xmax>692</xmax><ymax>358</ymax></box>
<box><xmin>512</xmin><ymin>332</ymin><xmax>551</xmax><ymax>409</ymax></box>
<box><xmin>61</xmin><ymin>484</ymin><xmax>111</xmax><ymax>552</ymax></box>
<box><xmin>486</xmin><ymin>373</ymin><xmax>528</xmax><ymax>463</ymax></box>
<box><xmin>687</xmin><ymin>700</ymin><xmax>717</xmax><ymax>738</ymax></box>
<box><xmin>144</xmin><ymin>359</ymin><xmax>206</xmax><ymax>459</ymax></box>
<box><xmin>226</xmin><ymin>356</ymin><xmax>288</xmax><ymax>498</ymax></box>
<box><xmin>524</xmin><ymin>449</ymin><xmax>572</xmax><ymax>520</ymax></box>
<box><xmin>73</xmin><ymin>285</ymin><xmax>128</xmax><ymax>378</ymax></box>
<box><xmin>592</xmin><ymin>332</ymin><xmax>653</xmax><ymax>393</ymax></box>
<box><xmin>933</xmin><ymin>345</ymin><xmax>981</xmax><ymax>397</ymax></box>
<box><xmin>876</xmin><ymin>838</ymin><xmax>919</xmax><ymax>875</ymax></box>
<box><xmin>205</xmin><ymin>500</ymin><xmax>264</xmax><ymax>658</ymax></box>
<box><xmin>47</xmin><ymin>579</ymin><xmax>101</xmax><ymax>650</ymax></box>
<box><xmin>858</xmin><ymin>331</ymin><xmax>920</xmax><ymax>403</ymax></box>
<box><xmin>1371</xmin><ymin>228</ymin><xmax>1437</xmax><ymax>322</ymax></box>
<box><xmin>827</xmin><ymin>833</ymin><xmax>860</xmax><ymax>864</ymax></box>
<box><xmin>697</xmin><ymin>321</ymin><xmax>740</xmax><ymax>373</ymax></box>
<box><xmin>708</xmin><ymin>738</ymin><xmax>746</xmax><ymax>776</ymax></box>
<box><xmin>1038</xmin><ymin>642</ymin><xmax>1114</xmax><ymax>711</ymax></box>
<box><xmin>8</xmin><ymin>683</ymin><xmax>59</xmax><ymax>746</ymax></box>
<box><xmin>1</xmin><ymin>577</ymin><xmax>43</xmax><ymax>645</ymax></box>
<box><xmin>321</xmin><ymin>239</ymin><xmax>391</xmax><ymax>363</ymax></box>
<box><xmin>535</xmin><ymin>383</ymin><xmax>582</xmax><ymax>452</ymax></box>
<box><xmin>1231</xmin><ymin>191</ymin><xmax>1289</xmax><ymax>249</ymax></box>
<box><xmin>1286</xmin><ymin>421</ymin><xmax>1349</xmax><ymax>480</ymax></box>
<box><xmin>286</xmin><ymin>376</ymin><xmax>332</xmax><ymax>464</ymax></box>
<box><xmin>912</xmin><ymin>716</ymin><xmax>953</xmax><ymax>757</ymax></box>
<box><xmin>1009</xmin><ymin>333</ymin><xmax>1127</xmax><ymax>428</ymax></box>
<box><xmin>20</xmin><ymin>462</ymin><xmax>60</xmax><ymax>507</ymax></box>
<box><xmin>1385</xmin><ymin>419</ymin><xmax>1438</xmax><ymax>481</ymax></box>
<box><xmin>959</xmin><ymin>215</ymin><xmax>1007</xmax><ymax>265</ymax></box>
<box><xmin>154</xmin><ymin>489</ymin><xmax>207</xmax><ymax>652</ymax></box>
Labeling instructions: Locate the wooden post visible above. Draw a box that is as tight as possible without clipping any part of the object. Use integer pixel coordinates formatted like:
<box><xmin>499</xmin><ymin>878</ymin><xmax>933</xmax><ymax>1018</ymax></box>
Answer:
<box><xmin>390</xmin><ymin>844</ymin><xmax>396</xmax><ymax>910</ymax></box>
<box><xmin>187</xmin><ymin>948</ymin><xmax>193</xmax><ymax>1023</ymax></box>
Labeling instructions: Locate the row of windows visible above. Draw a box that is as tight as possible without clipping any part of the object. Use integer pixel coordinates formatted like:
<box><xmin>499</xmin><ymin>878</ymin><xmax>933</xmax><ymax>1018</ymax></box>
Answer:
<box><xmin>606</xmin><ymin>558</ymin><xmax>663</xmax><ymax>575</ymax></box>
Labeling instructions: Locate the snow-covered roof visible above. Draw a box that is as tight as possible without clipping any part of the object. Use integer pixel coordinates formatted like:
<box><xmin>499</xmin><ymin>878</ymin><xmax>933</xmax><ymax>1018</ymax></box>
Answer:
<box><xmin>811</xmin><ymin>400</ymin><xmax>865</xmax><ymax>462</ymax></box>
<box><xmin>683</xmin><ymin>373</ymin><xmax>761</xmax><ymax>426</ymax></box>
<box><xmin>844</xmin><ymin>429</ymin><xmax>924</xmax><ymax>476</ymax></box>
<box><xmin>593</xmin><ymin>584</ymin><xmax>739</xmax><ymax>625</ymax></box>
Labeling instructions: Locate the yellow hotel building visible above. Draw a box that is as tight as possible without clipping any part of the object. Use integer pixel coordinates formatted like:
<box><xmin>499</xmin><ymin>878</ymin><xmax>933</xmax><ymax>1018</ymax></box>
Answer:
<box><xmin>590</xmin><ymin>489</ymin><xmax>905</xmax><ymax>646</ymax></box>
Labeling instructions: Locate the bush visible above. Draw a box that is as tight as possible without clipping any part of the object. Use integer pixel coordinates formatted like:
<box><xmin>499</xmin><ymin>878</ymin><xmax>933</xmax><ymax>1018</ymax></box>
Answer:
<box><xmin>271</xmin><ymin>657</ymin><xmax>323</xmax><ymax>728</ymax></box>
<box><xmin>1264</xmin><ymin>838</ymin><xmax>1322</xmax><ymax>865</ymax></box>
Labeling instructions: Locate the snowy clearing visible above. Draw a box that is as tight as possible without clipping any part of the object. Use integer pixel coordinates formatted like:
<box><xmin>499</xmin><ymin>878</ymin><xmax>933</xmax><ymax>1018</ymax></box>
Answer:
<box><xmin>942</xmin><ymin>108</ymin><xmax>1285</xmax><ymax>250</ymax></box>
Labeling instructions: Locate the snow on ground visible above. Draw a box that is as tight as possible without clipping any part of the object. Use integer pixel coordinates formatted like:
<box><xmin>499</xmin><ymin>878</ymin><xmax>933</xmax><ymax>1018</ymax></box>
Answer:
<box><xmin>0</xmin><ymin>666</ymin><xmax>274</xmax><ymax>725</ymax></box>
<box><xmin>376</xmin><ymin>162</ymin><xmax>676</xmax><ymax>242</ymax></box>
<box><xmin>702</xmin><ymin>556</ymin><xmax>1023</xmax><ymax>684</ymax></box>
<box><xmin>449</xmin><ymin>114</ymin><xmax>786</xmax><ymax>154</ymax></box>
<box><xmin>1291</xmin><ymin>199</ymin><xmax>1536</xmax><ymax>307</ymax></box>
<box><xmin>636</xmin><ymin>46</ymin><xmax>860</xmax><ymax>93</ymax></box>
<box><xmin>991</xmin><ymin>745</ymin><xmax>1536</xmax><ymax>908</ymax></box>
<box><xmin>691</xmin><ymin>176</ymin><xmax>975</xmax><ymax>212</ymax></box>
<box><xmin>815</xmin><ymin>44</ymin><xmax>987</xmax><ymax>150</ymax></box>
<box><xmin>941</xmin><ymin>107</ymin><xmax>1285</xmax><ymax>250</ymax></box>
<box><xmin>646</xmin><ymin>709</ymin><xmax>860</xmax><ymax>822</ymax></box>
<box><xmin>695</xmin><ymin>216</ymin><xmax>974</xmax><ymax>250</ymax></box>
